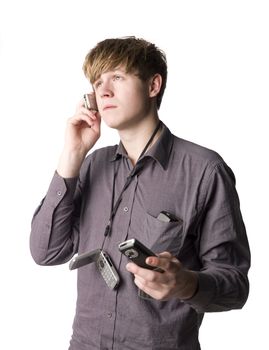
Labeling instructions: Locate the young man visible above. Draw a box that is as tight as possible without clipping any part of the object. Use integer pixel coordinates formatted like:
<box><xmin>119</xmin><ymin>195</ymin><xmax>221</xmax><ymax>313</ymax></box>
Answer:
<box><xmin>30</xmin><ymin>37</ymin><xmax>250</xmax><ymax>350</ymax></box>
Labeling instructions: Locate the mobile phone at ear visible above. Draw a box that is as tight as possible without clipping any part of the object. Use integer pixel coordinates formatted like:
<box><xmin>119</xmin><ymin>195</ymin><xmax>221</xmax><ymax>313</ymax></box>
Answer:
<box><xmin>83</xmin><ymin>93</ymin><xmax>98</xmax><ymax>111</ymax></box>
<box><xmin>118</xmin><ymin>238</ymin><xmax>163</xmax><ymax>272</ymax></box>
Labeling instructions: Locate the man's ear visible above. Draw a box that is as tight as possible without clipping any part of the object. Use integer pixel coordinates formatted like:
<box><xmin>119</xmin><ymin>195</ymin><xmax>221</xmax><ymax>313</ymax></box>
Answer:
<box><xmin>148</xmin><ymin>74</ymin><xmax>162</xmax><ymax>98</ymax></box>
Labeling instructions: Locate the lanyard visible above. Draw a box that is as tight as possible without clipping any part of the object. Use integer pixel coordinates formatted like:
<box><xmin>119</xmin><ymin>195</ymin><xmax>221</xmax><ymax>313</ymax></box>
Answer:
<box><xmin>102</xmin><ymin>121</ymin><xmax>162</xmax><ymax>242</ymax></box>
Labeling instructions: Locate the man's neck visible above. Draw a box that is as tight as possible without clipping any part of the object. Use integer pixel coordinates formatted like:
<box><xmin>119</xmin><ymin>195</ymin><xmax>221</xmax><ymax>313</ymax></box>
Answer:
<box><xmin>118</xmin><ymin>115</ymin><xmax>161</xmax><ymax>165</ymax></box>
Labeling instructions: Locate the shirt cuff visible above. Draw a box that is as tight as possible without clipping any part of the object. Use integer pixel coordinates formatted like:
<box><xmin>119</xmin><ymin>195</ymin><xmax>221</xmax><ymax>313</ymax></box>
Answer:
<box><xmin>45</xmin><ymin>171</ymin><xmax>78</xmax><ymax>207</ymax></box>
<box><xmin>184</xmin><ymin>271</ymin><xmax>216</xmax><ymax>313</ymax></box>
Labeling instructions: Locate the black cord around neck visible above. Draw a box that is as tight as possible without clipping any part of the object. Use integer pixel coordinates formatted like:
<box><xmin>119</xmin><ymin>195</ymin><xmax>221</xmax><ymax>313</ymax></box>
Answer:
<box><xmin>102</xmin><ymin>120</ymin><xmax>162</xmax><ymax>241</ymax></box>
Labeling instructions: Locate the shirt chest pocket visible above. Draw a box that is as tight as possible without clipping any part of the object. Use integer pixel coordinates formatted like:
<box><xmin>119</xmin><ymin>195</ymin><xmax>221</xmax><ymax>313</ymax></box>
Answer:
<box><xmin>142</xmin><ymin>212</ymin><xmax>184</xmax><ymax>257</ymax></box>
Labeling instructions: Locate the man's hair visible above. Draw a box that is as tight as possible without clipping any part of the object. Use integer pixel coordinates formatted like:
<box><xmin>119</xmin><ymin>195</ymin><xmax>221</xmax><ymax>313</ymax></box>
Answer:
<box><xmin>83</xmin><ymin>36</ymin><xmax>167</xmax><ymax>109</ymax></box>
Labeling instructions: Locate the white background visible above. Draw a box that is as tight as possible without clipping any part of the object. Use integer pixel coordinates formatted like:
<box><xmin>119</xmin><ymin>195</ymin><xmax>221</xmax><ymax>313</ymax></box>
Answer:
<box><xmin>0</xmin><ymin>0</ymin><xmax>268</xmax><ymax>349</ymax></box>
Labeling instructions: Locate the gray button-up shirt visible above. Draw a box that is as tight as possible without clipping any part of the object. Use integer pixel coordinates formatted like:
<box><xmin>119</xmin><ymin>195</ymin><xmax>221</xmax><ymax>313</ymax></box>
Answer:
<box><xmin>30</xmin><ymin>123</ymin><xmax>250</xmax><ymax>350</ymax></box>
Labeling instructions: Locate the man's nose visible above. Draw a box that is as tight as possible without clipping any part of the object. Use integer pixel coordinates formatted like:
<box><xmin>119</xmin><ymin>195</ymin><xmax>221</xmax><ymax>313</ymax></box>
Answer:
<box><xmin>100</xmin><ymin>80</ymin><xmax>114</xmax><ymax>98</ymax></box>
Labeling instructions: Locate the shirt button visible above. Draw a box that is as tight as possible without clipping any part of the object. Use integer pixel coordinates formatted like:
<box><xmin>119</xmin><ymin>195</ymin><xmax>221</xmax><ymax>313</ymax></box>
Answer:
<box><xmin>107</xmin><ymin>312</ymin><xmax>112</xmax><ymax>318</ymax></box>
<box><xmin>123</xmin><ymin>207</ymin><xmax>129</xmax><ymax>212</ymax></box>
<box><xmin>57</xmin><ymin>190</ymin><xmax>62</xmax><ymax>196</ymax></box>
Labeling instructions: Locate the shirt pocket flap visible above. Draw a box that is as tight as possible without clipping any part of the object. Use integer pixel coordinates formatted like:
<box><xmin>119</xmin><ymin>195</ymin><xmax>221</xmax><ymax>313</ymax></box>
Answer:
<box><xmin>144</xmin><ymin>212</ymin><xmax>184</xmax><ymax>256</ymax></box>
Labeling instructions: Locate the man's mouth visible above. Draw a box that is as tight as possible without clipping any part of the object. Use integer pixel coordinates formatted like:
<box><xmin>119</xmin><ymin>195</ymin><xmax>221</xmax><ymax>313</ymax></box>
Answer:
<box><xmin>103</xmin><ymin>105</ymin><xmax>117</xmax><ymax>111</ymax></box>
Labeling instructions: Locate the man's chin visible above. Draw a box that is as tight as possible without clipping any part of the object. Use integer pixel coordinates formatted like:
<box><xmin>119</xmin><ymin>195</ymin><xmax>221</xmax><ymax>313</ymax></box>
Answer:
<box><xmin>102</xmin><ymin>116</ymin><xmax>138</xmax><ymax>131</ymax></box>
<box><xmin>103</xmin><ymin>121</ymin><xmax>120</xmax><ymax>130</ymax></box>
<box><xmin>102</xmin><ymin>118</ymin><xmax>125</xmax><ymax>131</ymax></box>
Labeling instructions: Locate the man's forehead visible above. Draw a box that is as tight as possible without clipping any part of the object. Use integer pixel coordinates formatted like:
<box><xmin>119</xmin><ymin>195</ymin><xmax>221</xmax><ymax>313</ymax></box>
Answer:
<box><xmin>93</xmin><ymin>66</ymin><xmax>138</xmax><ymax>82</ymax></box>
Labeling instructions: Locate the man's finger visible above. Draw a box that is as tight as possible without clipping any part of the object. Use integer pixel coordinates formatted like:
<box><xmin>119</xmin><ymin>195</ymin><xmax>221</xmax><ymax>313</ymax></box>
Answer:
<box><xmin>146</xmin><ymin>253</ymin><xmax>181</xmax><ymax>273</ymax></box>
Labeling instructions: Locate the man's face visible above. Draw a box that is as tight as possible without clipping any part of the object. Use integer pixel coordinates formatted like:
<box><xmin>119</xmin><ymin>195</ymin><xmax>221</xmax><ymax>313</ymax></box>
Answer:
<box><xmin>93</xmin><ymin>67</ymin><xmax>153</xmax><ymax>131</ymax></box>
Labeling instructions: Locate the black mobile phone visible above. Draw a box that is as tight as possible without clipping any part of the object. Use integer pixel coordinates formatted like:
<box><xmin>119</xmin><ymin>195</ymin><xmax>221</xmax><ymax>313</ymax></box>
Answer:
<box><xmin>83</xmin><ymin>93</ymin><xmax>98</xmax><ymax>111</ymax></box>
<box><xmin>157</xmin><ymin>211</ymin><xmax>181</xmax><ymax>223</ymax></box>
<box><xmin>118</xmin><ymin>238</ymin><xmax>163</xmax><ymax>272</ymax></box>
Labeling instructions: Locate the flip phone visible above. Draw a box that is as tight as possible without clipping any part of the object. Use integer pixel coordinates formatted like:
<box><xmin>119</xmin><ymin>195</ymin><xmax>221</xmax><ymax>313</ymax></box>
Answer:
<box><xmin>69</xmin><ymin>249</ymin><xmax>101</xmax><ymax>270</ymax></box>
<box><xmin>69</xmin><ymin>249</ymin><xmax>120</xmax><ymax>290</ymax></box>
<box><xmin>96</xmin><ymin>251</ymin><xmax>120</xmax><ymax>290</ymax></box>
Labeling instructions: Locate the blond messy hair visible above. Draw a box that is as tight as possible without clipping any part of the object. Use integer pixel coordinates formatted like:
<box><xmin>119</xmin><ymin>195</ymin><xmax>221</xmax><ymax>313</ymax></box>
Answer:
<box><xmin>82</xmin><ymin>36</ymin><xmax>167</xmax><ymax>109</ymax></box>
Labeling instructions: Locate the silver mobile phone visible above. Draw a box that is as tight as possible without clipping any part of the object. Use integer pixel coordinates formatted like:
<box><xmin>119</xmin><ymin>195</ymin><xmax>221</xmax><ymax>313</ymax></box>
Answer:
<box><xmin>96</xmin><ymin>251</ymin><xmax>120</xmax><ymax>290</ymax></box>
<box><xmin>83</xmin><ymin>93</ymin><xmax>98</xmax><ymax>111</ymax></box>
<box><xmin>69</xmin><ymin>249</ymin><xmax>120</xmax><ymax>290</ymax></box>
<box><xmin>69</xmin><ymin>249</ymin><xmax>101</xmax><ymax>270</ymax></box>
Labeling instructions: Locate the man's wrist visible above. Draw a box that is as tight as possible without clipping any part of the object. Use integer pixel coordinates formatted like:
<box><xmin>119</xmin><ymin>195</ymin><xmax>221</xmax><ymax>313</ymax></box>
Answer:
<box><xmin>57</xmin><ymin>150</ymin><xmax>86</xmax><ymax>178</ymax></box>
<box><xmin>179</xmin><ymin>271</ymin><xmax>199</xmax><ymax>300</ymax></box>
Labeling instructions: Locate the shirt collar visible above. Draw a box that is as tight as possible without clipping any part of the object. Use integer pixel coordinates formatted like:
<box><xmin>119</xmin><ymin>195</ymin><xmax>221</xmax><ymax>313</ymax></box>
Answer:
<box><xmin>110</xmin><ymin>122</ymin><xmax>174</xmax><ymax>170</ymax></box>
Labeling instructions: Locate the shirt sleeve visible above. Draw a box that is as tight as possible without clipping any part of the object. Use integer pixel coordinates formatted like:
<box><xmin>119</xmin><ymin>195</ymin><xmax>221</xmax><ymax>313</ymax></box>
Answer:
<box><xmin>185</xmin><ymin>162</ymin><xmax>250</xmax><ymax>313</ymax></box>
<box><xmin>30</xmin><ymin>171</ymin><xmax>80</xmax><ymax>266</ymax></box>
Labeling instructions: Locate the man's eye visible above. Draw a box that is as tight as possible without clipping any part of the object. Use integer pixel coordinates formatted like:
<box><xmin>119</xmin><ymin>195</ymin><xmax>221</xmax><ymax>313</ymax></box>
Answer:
<box><xmin>113</xmin><ymin>75</ymin><xmax>122</xmax><ymax>81</ymax></box>
<box><xmin>94</xmin><ymin>81</ymin><xmax>102</xmax><ymax>89</ymax></box>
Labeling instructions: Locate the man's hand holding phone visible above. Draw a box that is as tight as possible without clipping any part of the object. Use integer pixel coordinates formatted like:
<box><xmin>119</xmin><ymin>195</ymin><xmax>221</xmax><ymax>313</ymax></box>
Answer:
<box><xmin>57</xmin><ymin>93</ymin><xmax>101</xmax><ymax>178</ymax></box>
<box><xmin>125</xmin><ymin>250</ymin><xmax>198</xmax><ymax>301</ymax></box>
